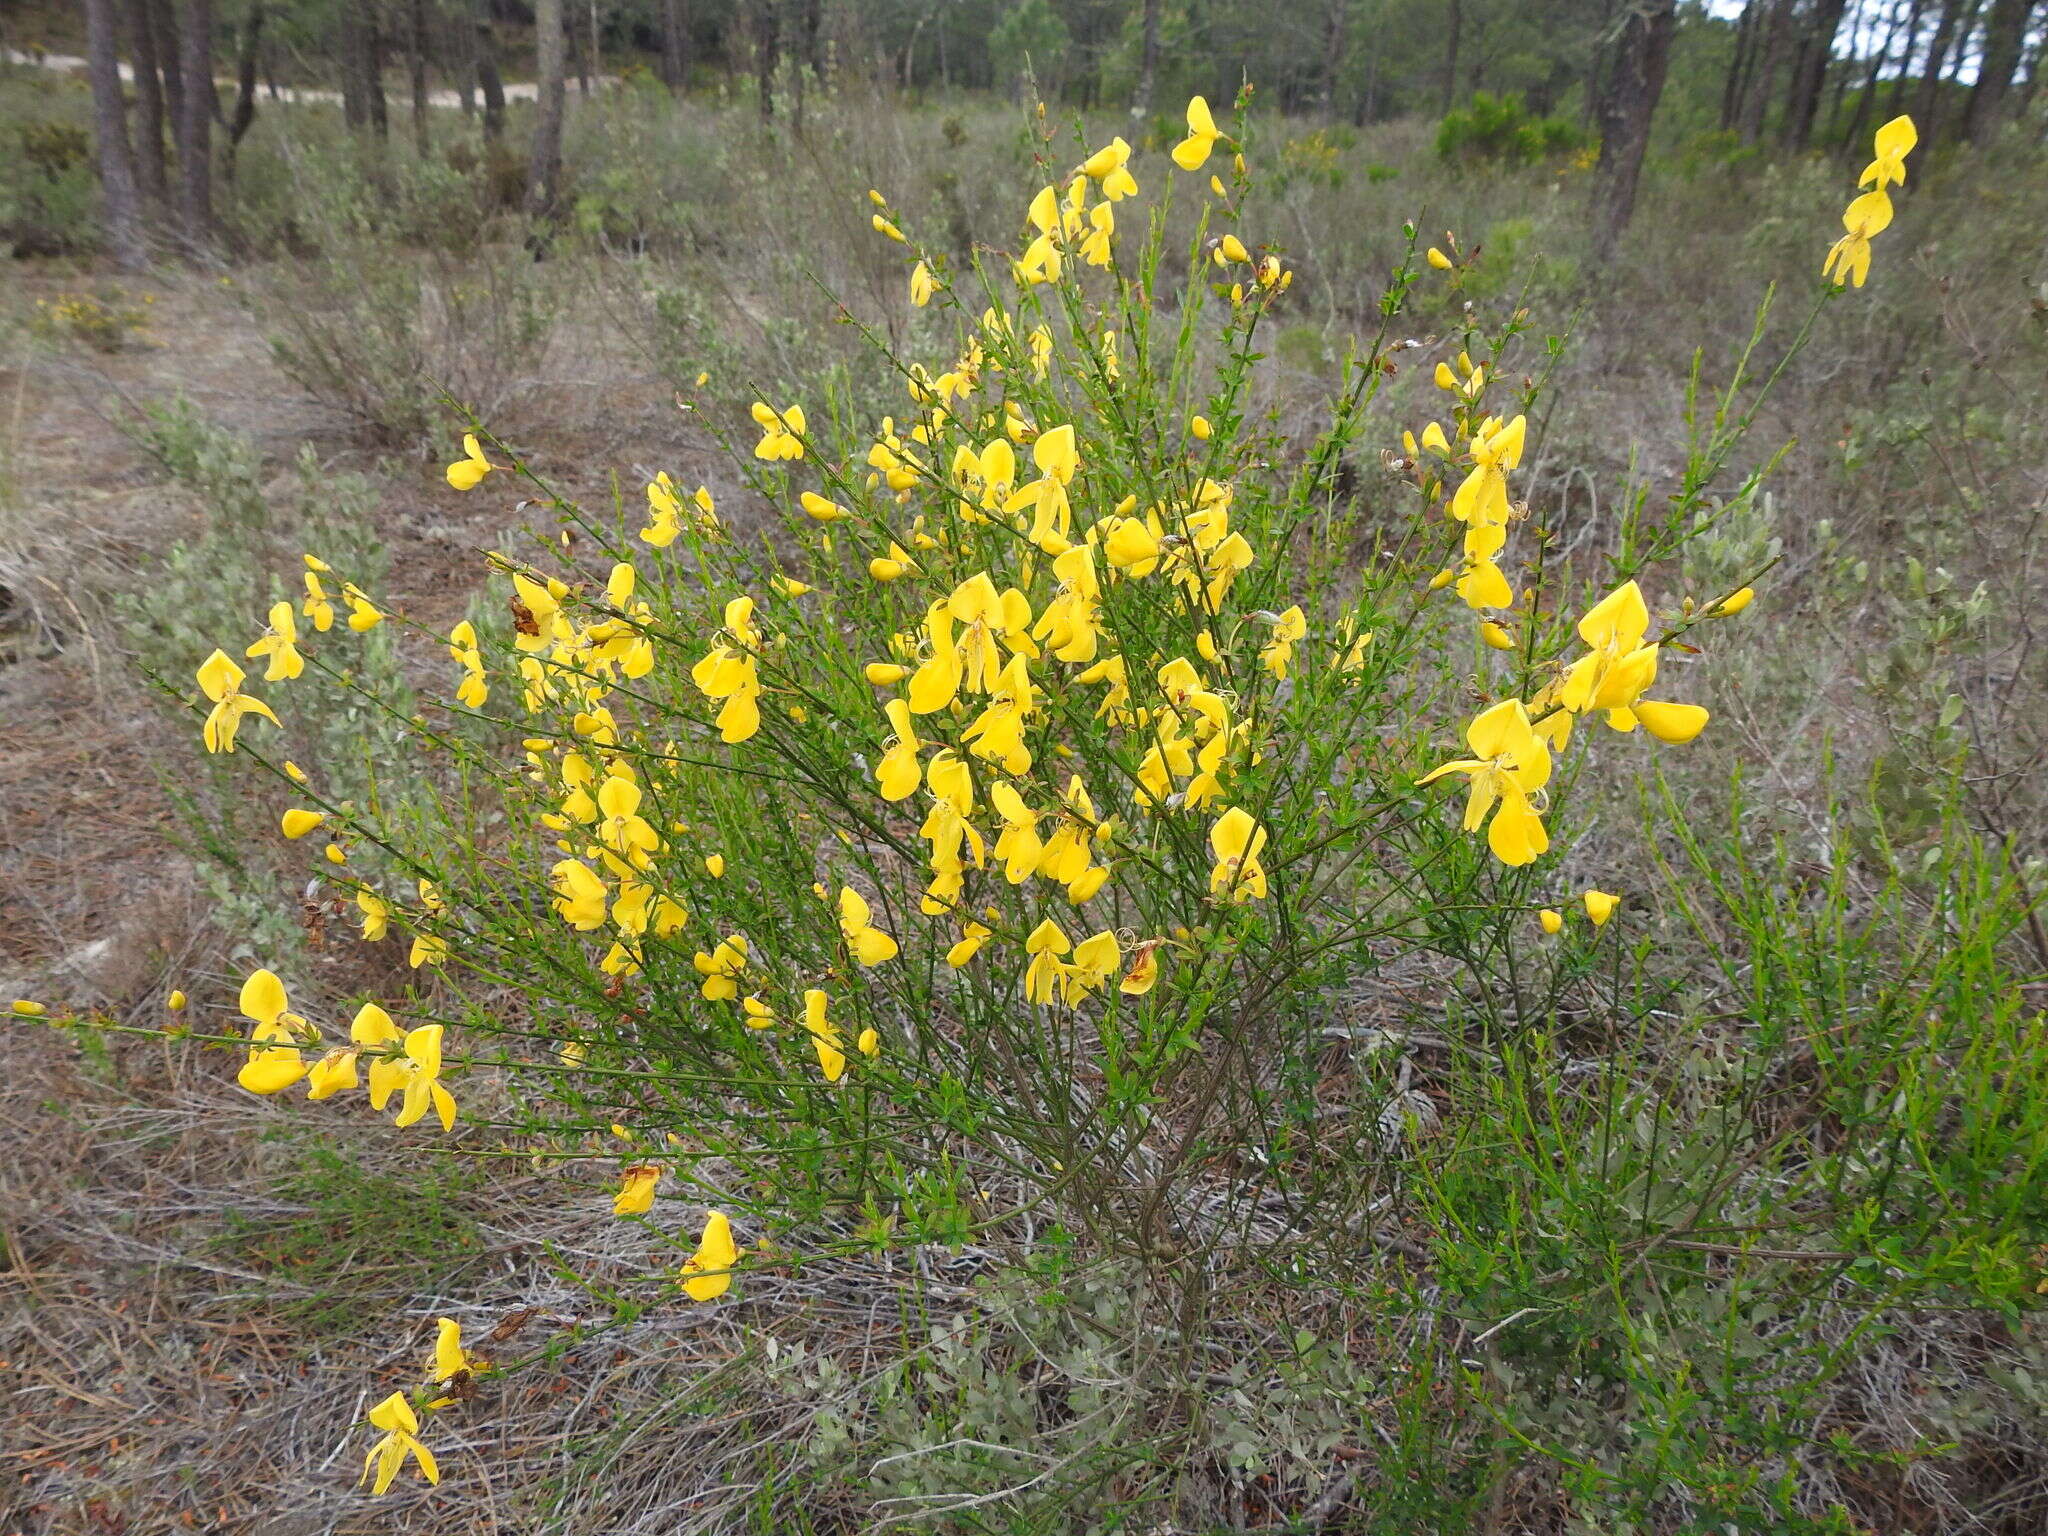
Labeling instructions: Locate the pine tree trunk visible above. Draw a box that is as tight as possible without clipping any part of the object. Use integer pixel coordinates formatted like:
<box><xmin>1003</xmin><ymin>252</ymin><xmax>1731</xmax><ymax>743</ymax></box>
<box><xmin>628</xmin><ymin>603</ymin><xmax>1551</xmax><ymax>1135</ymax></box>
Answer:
<box><xmin>85</xmin><ymin>0</ymin><xmax>149</xmax><ymax>268</ymax></box>
<box><xmin>1912</xmin><ymin>0</ymin><xmax>1967</xmax><ymax>133</ymax></box>
<box><xmin>1721</xmin><ymin>0</ymin><xmax>1758</xmax><ymax>130</ymax></box>
<box><xmin>755</xmin><ymin>0</ymin><xmax>780</xmax><ymax>120</ymax></box>
<box><xmin>1440</xmin><ymin>0</ymin><xmax>1462</xmax><ymax>112</ymax></box>
<box><xmin>174</xmin><ymin>0</ymin><xmax>214</xmax><ymax>246</ymax></box>
<box><xmin>1782</xmin><ymin>0</ymin><xmax>1851</xmax><ymax>149</ymax></box>
<box><xmin>151</xmin><ymin>0</ymin><xmax>186</xmax><ymax>147</ymax></box>
<box><xmin>526</xmin><ymin>0</ymin><xmax>566</xmax><ymax>218</ymax></box>
<box><xmin>123</xmin><ymin>0</ymin><xmax>169</xmax><ymax>207</ymax></box>
<box><xmin>410</xmin><ymin>0</ymin><xmax>431</xmax><ymax>156</ymax></box>
<box><xmin>476</xmin><ymin>1</ymin><xmax>505</xmax><ymax>140</ymax></box>
<box><xmin>1962</xmin><ymin>0</ymin><xmax>2036</xmax><ymax>139</ymax></box>
<box><xmin>1739</xmin><ymin>0</ymin><xmax>1795</xmax><ymax>139</ymax></box>
<box><xmin>222</xmin><ymin>1</ymin><xmax>261</xmax><ymax>192</ymax></box>
<box><xmin>1134</xmin><ymin>0</ymin><xmax>1162</xmax><ymax>117</ymax></box>
<box><xmin>1319</xmin><ymin>0</ymin><xmax>1347</xmax><ymax>118</ymax></box>
<box><xmin>1883</xmin><ymin>0</ymin><xmax>1927</xmax><ymax>119</ymax></box>
<box><xmin>660</xmin><ymin>0</ymin><xmax>689</xmax><ymax>92</ymax></box>
<box><xmin>1590</xmin><ymin>0</ymin><xmax>1678</xmax><ymax>265</ymax></box>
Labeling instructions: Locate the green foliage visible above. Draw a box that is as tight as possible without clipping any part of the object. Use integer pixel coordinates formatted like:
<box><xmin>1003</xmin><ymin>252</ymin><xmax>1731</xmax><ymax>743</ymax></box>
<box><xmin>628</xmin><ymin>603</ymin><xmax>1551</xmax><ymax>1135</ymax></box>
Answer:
<box><xmin>218</xmin><ymin>1136</ymin><xmax>486</xmax><ymax>1334</ymax></box>
<box><xmin>111</xmin><ymin>399</ymin><xmax>409</xmax><ymax>962</ymax></box>
<box><xmin>1436</xmin><ymin>90</ymin><xmax>1587</xmax><ymax>168</ymax></box>
<box><xmin>0</xmin><ymin>114</ymin><xmax>98</xmax><ymax>257</ymax></box>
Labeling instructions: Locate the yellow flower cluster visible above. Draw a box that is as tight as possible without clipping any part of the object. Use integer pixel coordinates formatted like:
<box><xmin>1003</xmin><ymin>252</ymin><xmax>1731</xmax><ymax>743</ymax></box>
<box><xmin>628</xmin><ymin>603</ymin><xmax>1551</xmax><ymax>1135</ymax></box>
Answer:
<box><xmin>232</xmin><ymin>968</ymin><xmax>457</xmax><ymax>1130</ymax></box>
<box><xmin>1824</xmin><ymin>115</ymin><xmax>1916</xmax><ymax>289</ymax></box>
<box><xmin>1404</xmin><ymin>320</ymin><xmax>1730</xmax><ymax>866</ymax></box>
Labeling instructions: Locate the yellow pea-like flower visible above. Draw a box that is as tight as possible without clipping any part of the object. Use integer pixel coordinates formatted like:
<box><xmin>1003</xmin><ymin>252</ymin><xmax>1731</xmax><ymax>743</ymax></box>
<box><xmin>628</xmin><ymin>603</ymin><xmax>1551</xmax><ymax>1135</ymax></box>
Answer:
<box><xmin>1583</xmin><ymin>889</ymin><xmax>1621</xmax><ymax>926</ymax></box>
<box><xmin>281</xmin><ymin>808</ymin><xmax>326</xmax><ymax>839</ymax></box>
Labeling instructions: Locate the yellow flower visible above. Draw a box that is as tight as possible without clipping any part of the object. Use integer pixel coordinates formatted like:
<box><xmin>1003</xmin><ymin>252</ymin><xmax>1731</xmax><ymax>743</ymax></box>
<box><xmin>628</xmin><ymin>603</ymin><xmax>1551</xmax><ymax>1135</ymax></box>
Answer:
<box><xmin>167</xmin><ymin>989</ymin><xmax>187</xmax><ymax>1011</ymax></box>
<box><xmin>1823</xmin><ymin>189</ymin><xmax>1895</xmax><ymax>288</ymax></box>
<box><xmin>1173</xmin><ymin>95</ymin><xmax>1223</xmax><ymax>171</ymax></box>
<box><xmin>1081</xmin><ymin>137</ymin><xmax>1139</xmax><ymax>200</ymax></box>
<box><xmin>751</xmin><ymin>401</ymin><xmax>807</xmax><ymax>461</ymax></box>
<box><xmin>245</xmin><ymin>600</ymin><xmax>305</xmax><ymax>682</ymax></box>
<box><xmin>946</xmin><ymin>920</ymin><xmax>992</xmax><ymax>967</ymax></box>
<box><xmin>1715</xmin><ymin>586</ymin><xmax>1755</xmax><ymax>616</ymax></box>
<box><xmin>800</xmin><ymin>490</ymin><xmax>851</xmax><ymax>522</ymax></box>
<box><xmin>280</xmin><ymin>807</ymin><xmax>326</xmax><ymax>839</ymax></box>
<box><xmin>1859</xmin><ymin>114</ymin><xmax>1917</xmax><ymax>192</ymax></box>
<box><xmin>1120</xmin><ymin>941</ymin><xmax>1162</xmax><ymax>995</ymax></box>
<box><xmin>360</xmin><ymin>1393</ymin><xmax>438</xmax><ymax>1495</ymax></box>
<box><xmin>307</xmin><ymin>1001</ymin><xmax>401</xmax><ymax>1100</ymax></box>
<box><xmin>1426</xmin><ymin>246</ymin><xmax>1453</xmax><ymax>270</ymax></box>
<box><xmin>1538</xmin><ymin>908</ymin><xmax>1563</xmax><ymax>935</ymax></box>
<box><xmin>355</xmin><ymin>889</ymin><xmax>391</xmax><ymax>943</ymax></box>
<box><xmin>1479</xmin><ymin>621</ymin><xmax>1514</xmax><ymax>651</ymax></box>
<box><xmin>551</xmin><ymin>859</ymin><xmax>609</xmax><ymax>930</ymax></box>
<box><xmin>1191</xmin><ymin>414</ymin><xmax>1212</xmax><ymax>441</ymax></box>
<box><xmin>704</xmin><ymin>853</ymin><xmax>726</xmax><ymax>877</ymax></box>
<box><xmin>682</xmin><ymin>1210</ymin><xmax>739</xmax><ymax>1301</ymax></box>
<box><xmin>430</xmin><ymin>1318</ymin><xmax>480</xmax><ymax>1389</ymax></box>
<box><xmin>366</xmin><ymin>1023</ymin><xmax>457</xmax><ymax>1130</ymax></box>
<box><xmin>876</xmin><ymin>698</ymin><xmax>923</xmax><ymax>801</ymax></box>
<box><xmin>873</xmin><ymin>213</ymin><xmax>907</xmax><ymax>242</ymax></box>
<box><xmin>838</xmin><ymin>886</ymin><xmax>900</xmax><ymax>965</ymax></box>
<box><xmin>446</xmin><ymin>433</ymin><xmax>492</xmax><ymax>491</ymax></box>
<box><xmin>1023</xmin><ymin>918</ymin><xmax>1071</xmax><ymax>1004</ymax></box>
<box><xmin>449</xmin><ymin>620</ymin><xmax>489</xmax><ymax>709</ymax></box>
<box><xmin>1559</xmin><ymin>582</ymin><xmax>1707</xmax><ymax>741</ymax></box>
<box><xmin>692</xmin><ymin>934</ymin><xmax>749</xmax><ymax>1000</ymax></box>
<box><xmin>1217</xmin><ymin>233</ymin><xmax>1250</xmax><ymax>264</ymax></box>
<box><xmin>342</xmin><ymin>585</ymin><xmax>383</xmax><ymax>632</ymax></box>
<box><xmin>614</xmin><ymin>1164</ymin><xmax>661</xmax><ymax>1216</ymax></box>
<box><xmin>803</xmin><ymin>988</ymin><xmax>846</xmax><ymax>1081</ymax></box>
<box><xmin>1583</xmin><ymin>889</ymin><xmax>1620</xmax><ymax>927</ymax></box>
<box><xmin>409</xmin><ymin>932</ymin><xmax>448</xmax><ymax>968</ymax></box>
<box><xmin>1208</xmin><ymin>806</ymin><xmax>1270</xmax><ymax>902</ymax></box>
<box><xmin>1260</xmin><ymin>606</ymin><xmax>1307</xmax><ymax>678</ymax></box>
<box><xmin>1065</xmin><ymin>929</ymin><xmax>1122</xmax><ymax>1003</ymax></box>
<box><xmin>1418</xmin><ymin>699</ymin><xmax>1551</xmax><ymax>867</ymax></box>
<box><xmin>235</xmin><ymin>968</ymin><xmax>314</xmax><ymax>1094</ymax></box>
<box><xmin>690</xmin><ymin>595</ymin><xmax>764</xmax><ymax>744</ymax></box>
<box><xmin>11</xmin><ymin>999</ymin><xmax>48</xmax><ymax>1017</ymax></box>
<box><xmin>197</xmin><ymin>650</ymin><xmax>279</xmax><ymax>754</ymax></box>
<box><xmin>910</xmin><ymin>260</ymin><xmax>936</xmax><ymax>307</ymax></box>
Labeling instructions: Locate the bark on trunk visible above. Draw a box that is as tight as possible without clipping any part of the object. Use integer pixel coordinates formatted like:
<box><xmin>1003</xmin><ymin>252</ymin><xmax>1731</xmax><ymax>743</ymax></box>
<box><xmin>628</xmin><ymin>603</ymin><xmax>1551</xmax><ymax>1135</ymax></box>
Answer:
<box><xmin>151</xmin><ymin>0</ymin><xmax>186</xmax><ymax>147</ymax></box>
<box><xmin>1962</xmin><ymin>0</ymin><xmax>2037</xmax><ymax>139</ymax></box>
<box><xmin>1721</xmin><ymin>0</ymin><xmax>1758</xmax><ymax>131</ymax></box>
<box><xmin>1134</xmin><ymin>0</ymin><xmax>1162</xmax><ymax>117</ymax></box>
<box><xmin>660</xmin><ymin>0</ymin><xmax>690</xmax><ymax>92</ymax></box>
<box><xmin>222</xmin><ymin>0</ymin><xmax>261</xmax><ymax>190</ymax></box>
<box><xmin>1882</xmin><ymin>0</ymin><xmax>1927</xmax><ymax>120</ymax></box>
<box><xmin>1738</xmin><ymin>0</ymin><xmax>1796</xmax><ymax>140</ymax></box>
<box><xmin>124</xmin><ymin>0</ymin><xmax>169</xmax><ymax>206</ymax></box>
<box><xmin>755</xmin><ymin>0</ymin><xmax>780</xmax><ymax>120</ymax></box>
<box><xmin>1319</xmin><ymin>0</ymin><xmax>1347</xmax><ymax>117</ymax></box>
<box><xmin>1440</xmin><ymin>0</ymin><xmax>1462</xmax><ymax>112</ymax></box>
<box><xmin>174</xmin><ymin>0</ymin><xmax>214</xmax><ymax>246</ymax></box>
<box><xmin>1782</xmin><ymin>0</ymin><xmax>1851</xmax><ymax>149</ymax></box>
<box><xmin>1912</xmin><ymin>0</ymin><xmax>1968</xmax><ymax>134</ymax></box>
<box><xmin>85</xmin><ymin>0</ymin><xmax>149</xmax><ymax>268</ymax></box>
<box><xmin>1590</xmin><ymin>0</ymin><xmax>1678</xmax><ymax>266</ymax></box>
<box><xmin>477</xmin><ymin>4</ymin><xmax>506</xmax><ymax>140</ymax></box>
<box><xmin>1842</xmin><ymin>0</ymin><xmax>1908</xmax><ymax>153</ymax></box>
<box><xmin>526</xmin><ymin>0</ymin><xmax>567</xmax><ymax>218</ymax></box>
<box><xmin>410</xmin><ymin>0</ymin><xmax>430</xmax><ymax>156</ymax></box>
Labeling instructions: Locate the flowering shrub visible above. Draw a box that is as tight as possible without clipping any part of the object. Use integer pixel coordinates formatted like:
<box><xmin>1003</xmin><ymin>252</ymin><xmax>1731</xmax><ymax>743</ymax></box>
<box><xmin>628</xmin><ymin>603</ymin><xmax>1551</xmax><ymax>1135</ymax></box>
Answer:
<box><xmin>9</xmin><ymin>98</ymin><xmax>1920</xmax><ymax>1498</ymax></box>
